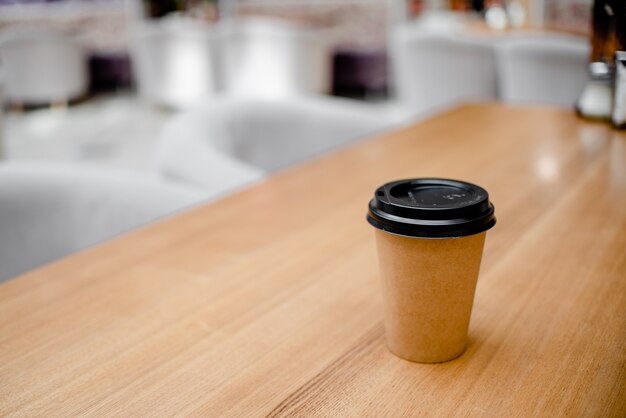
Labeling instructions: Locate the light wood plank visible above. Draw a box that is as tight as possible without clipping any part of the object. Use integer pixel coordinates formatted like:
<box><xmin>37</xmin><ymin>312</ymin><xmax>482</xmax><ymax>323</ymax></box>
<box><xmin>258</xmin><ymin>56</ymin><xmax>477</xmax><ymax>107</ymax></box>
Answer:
<box><xmin>1</xmin><ymin>104</ymin><xmax>624</xmax><ymax>417</ymax></box>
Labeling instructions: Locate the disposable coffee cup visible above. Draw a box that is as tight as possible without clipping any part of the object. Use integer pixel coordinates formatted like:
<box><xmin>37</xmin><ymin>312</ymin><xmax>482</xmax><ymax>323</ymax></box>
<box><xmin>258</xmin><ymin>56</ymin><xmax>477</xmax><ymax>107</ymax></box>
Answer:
<box><xmin>367</xmin><ymin>178</ymin><xmax>496</xmax><ymax>363</ymax></box>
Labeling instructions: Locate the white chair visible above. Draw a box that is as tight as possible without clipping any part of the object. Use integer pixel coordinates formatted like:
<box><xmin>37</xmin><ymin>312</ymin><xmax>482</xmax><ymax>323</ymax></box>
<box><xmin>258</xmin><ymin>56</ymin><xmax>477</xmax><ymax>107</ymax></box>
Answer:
<box><xmin>156</xmin><ymin>95</ymin><xmax>405</xmax><ymax>188</ymax></box>
<box><xmin>0</xmin><ymin>28</ymin><xmax>88</xmax><ymax>106</ymax></box>
<box><xmin>496</xmin><ymin>34</ymin><xmax>590</xmax><ymax>106</ymax></box>
<box><xmin>0</xmin><ymin>162</ymin><xmax>209</xmax><ymax>282</ymax></box>
<box><xmin>130</xmin><ymin>17</ymin><xmax>223</xmax><ymax>109</ymax></box>
<box><xmin>390</xmin><ymin>27</ymin><xmax>498</xmax><ymax>115</ymax></box>
<box><xmin>220</xmin><ymin>17</ymin><xmax>331</xmax><ymax>98</ymax></box>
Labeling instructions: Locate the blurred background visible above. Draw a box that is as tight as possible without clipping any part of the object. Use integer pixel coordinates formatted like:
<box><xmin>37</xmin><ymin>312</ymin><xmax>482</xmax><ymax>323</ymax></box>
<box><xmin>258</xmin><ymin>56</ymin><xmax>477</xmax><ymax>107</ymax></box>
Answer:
<box><xmin>0</xmin><ymin>0</ymin><xmax>594</xmax><ymax>167</ymax></box>
<box><xmin>0</xmin><ymin>0</ymin><xmax>600</xmax><ymax>281</ymax></box>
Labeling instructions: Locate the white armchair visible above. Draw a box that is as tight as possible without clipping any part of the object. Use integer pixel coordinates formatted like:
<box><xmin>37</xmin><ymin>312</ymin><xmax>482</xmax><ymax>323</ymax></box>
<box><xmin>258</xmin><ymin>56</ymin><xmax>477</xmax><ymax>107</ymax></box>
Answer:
<box><xmin>0</xmin><ymin>162</ymin><xmax>208</xmax><ymax>282</ymax></box>
<box><xmin>390</xmin><ymin>27</ymin><xmax>498</xmax><ymax>115</ymax></box>
<box><xmin>130</xmin><ymin>17</ymin><xmax>223</xmax><ymax>109</ymax></box>
<box><xmin>0</xmin><ymin>28</ymin><xmax>88</xmax><ymax>106</ymax></box>
<box><xmin>156</xmin><ymin>95</ymin><xmax>405</xmax><ymax>188</ymax></box>
<box><xmin>496</xmin><ymin>34</ymin><xmax>589</xmax><ymax>106</ymax></box>
<box><xmin>220</xmin><ymin>17</ymin><xmax>331</xmax><ymax>98</ymax></box>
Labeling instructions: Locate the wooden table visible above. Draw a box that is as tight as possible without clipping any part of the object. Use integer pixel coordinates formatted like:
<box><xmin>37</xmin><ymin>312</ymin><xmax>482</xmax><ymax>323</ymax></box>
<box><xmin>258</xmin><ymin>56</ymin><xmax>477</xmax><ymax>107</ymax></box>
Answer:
<box><xmin>1</xmin><ymin>104</ymin><xmax>625</xmax><ymax>416</ymax></box>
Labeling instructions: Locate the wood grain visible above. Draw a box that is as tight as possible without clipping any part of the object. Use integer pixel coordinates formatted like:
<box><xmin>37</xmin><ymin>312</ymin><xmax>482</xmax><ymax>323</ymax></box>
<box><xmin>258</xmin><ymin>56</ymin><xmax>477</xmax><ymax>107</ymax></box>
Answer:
<box><xmin>1</xmin><ymin>104</ymin><xmax>625</xmax><ymax>417</ymax></box>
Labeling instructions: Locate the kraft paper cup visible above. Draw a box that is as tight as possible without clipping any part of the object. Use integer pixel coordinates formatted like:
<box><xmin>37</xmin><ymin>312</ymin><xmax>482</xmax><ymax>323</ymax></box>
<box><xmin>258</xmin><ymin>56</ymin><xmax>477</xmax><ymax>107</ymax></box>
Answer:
<box><xmin>367</xmin><ymin>178</ymin><xmax>496</xmax><ymax>363</ymax></box>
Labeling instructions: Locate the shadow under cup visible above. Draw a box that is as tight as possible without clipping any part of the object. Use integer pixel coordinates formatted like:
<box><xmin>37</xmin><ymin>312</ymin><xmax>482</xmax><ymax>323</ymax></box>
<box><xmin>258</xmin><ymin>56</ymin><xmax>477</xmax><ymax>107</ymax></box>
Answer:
<box><xmin>367</xmin><ymin>178</ymin><xmax>496</xmax><ymax>363</ymax></box>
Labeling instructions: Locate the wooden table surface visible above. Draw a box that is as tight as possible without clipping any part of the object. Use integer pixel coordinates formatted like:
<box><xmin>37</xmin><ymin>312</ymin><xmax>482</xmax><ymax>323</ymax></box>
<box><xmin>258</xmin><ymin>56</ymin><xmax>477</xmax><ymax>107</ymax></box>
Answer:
<box><xmin>1</xmin><ymin>104</ymin><xmax>625</xmax><ymax>417</ymax></box>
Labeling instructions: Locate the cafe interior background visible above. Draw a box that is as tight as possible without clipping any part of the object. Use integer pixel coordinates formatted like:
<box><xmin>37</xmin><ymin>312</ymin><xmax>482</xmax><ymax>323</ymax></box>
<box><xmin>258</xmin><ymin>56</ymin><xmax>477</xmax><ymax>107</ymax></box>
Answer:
<box><xmin>0</xmin><ymin>0</ymin><xmax>607</xmax><ymax>281</ymax></box>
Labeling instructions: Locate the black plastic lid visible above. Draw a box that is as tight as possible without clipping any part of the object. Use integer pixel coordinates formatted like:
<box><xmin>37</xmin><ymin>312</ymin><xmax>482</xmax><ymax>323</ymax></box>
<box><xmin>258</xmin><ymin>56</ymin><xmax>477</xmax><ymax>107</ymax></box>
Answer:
<box><xmin>367</xmin><ymin>178</ymin><xmax>496</xmax><ymax>238</ymax></box>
